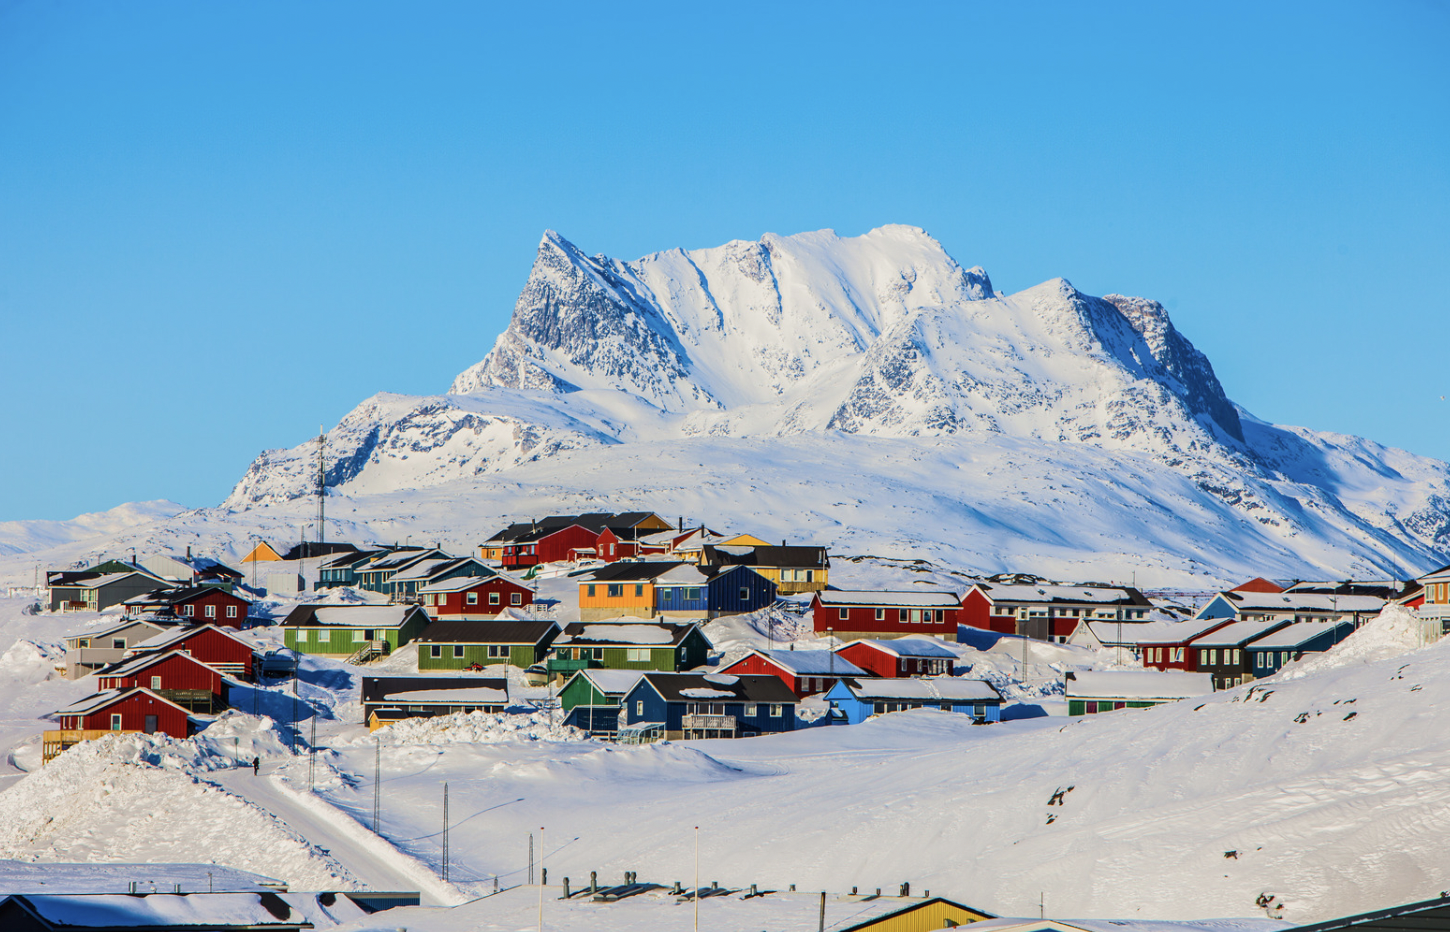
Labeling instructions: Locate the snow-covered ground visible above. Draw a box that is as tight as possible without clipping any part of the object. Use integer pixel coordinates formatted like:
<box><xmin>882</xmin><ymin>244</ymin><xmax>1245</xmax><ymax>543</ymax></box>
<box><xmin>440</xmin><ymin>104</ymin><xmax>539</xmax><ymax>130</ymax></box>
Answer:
<box><xmin>0</xmin><ymin>576</ymin><xmax>1444</xmax><ymax>925</ymax></box>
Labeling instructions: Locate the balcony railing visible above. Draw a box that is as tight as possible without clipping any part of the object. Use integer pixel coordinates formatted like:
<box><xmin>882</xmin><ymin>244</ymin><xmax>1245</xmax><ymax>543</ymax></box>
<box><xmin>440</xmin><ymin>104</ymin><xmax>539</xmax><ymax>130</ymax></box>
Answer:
<box><xmin>43</xmin><ymin>729</ymin><xmax>130</xmax><ymax>763</ymax></box>
<box><xmin>681</xmin><ymin>713</ymin><xmax>736</xmax><ymax>732</ymax></box>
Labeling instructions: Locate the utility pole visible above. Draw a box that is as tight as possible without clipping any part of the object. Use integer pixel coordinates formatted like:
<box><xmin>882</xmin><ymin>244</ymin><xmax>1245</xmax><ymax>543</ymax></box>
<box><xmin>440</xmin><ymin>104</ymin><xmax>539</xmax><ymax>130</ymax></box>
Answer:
<box><xmin>308</xmin><ymin>714</ymin><xmax>317</xmax><ymax>789</ymax></box>
<box><xmin>441</xmin><ymin>783</ymin><xmax>449</xmax><ymax>882</ymax></box>
<box><xmin>372</xmin><ymin>739</ymin><xmax>381</xmax><ymax>833</ymax></box>
<box><xmin>316</xmin><ymin>426</ymin><xmax>327</xmax><ymax>546</ymax></box>
<box><xmin>537</xmin><ymin>827</ymin><xmax>545</xmax><ymax>932</ymax></box>
<box><xmin>694</xmin><ymin>826</ymin><xmax>700</xmax><ymax>932</ymax></box>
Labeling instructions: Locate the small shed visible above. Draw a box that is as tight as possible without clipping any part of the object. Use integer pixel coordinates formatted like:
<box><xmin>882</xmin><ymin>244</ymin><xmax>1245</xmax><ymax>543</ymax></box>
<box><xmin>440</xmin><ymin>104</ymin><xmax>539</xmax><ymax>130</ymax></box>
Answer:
<box><xmin>824</xmin><ymin>676</ymin><xmax>1003</xmax><ymax>725</ymax></box>
<box><xmin>1064</xmin><ymin>670</ymin><xmax>1214</xmax><ymax>715</ymax></box>
<box><xmin>718</xmin><ymin>648</ymin><xmax>869</xmax><ymax>697</ymax></box>
<box><xmin>834</xmin><ymin>637</ymin><xmax>958</xmax><ymax>678</ymax></box>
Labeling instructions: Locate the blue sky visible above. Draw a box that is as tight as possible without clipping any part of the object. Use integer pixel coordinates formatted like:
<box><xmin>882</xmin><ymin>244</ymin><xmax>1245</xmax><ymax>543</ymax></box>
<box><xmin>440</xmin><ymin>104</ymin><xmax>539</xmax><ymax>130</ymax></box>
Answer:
<box><xmin>1</xmin><ymin>1</ymin><xmax>1446</xmax><ymax>521</ymax></box>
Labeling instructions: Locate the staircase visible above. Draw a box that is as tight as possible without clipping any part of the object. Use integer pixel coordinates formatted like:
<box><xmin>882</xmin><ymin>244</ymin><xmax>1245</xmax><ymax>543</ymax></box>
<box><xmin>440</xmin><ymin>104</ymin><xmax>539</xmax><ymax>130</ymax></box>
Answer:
<box><xmin>346</xmin><ymin>640</ymin><xmax>388</xmax><ymax>665</ymax></box>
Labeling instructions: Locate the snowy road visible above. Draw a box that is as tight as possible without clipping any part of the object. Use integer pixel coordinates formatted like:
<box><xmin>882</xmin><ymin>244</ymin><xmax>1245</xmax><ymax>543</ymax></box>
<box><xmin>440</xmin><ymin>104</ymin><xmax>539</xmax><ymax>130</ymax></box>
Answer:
<box><xmin>211</xmin><ymin>767</ymin><xmax>464</xmax><ymax>906</ymax></box>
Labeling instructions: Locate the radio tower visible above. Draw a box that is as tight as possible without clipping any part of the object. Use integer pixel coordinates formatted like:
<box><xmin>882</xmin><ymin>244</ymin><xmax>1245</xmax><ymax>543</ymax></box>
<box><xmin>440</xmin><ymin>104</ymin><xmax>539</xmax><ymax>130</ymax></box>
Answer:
<box><xmin>315</xmin><ymin>425</ymin><xmax>327</xmax><ymax>546</ymax></box>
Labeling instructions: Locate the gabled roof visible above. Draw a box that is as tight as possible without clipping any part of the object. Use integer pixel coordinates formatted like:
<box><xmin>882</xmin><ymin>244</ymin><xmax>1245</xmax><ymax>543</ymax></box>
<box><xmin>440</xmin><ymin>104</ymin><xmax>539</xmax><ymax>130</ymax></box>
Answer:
<box><xmin>280</xmin><ymin>541</ymin><xmax>360</xmax><ymax>561</ymax></box>
<box><xmin>1217</xmin><ymin>590</ymin><xmax>1386</xmax><ymax>613</ymax></box>
<box><xmin>1248</xmin><ymin>619</ymin><xmax>1355</xmax><ymax>649</ymax></box>
<box><xmin>278</xmin><ymin>604</ymin><xmax>428</xmax><ymax>628</ymax></box>
<box><xmin>53</xmin><ymin>687</ymin><xmax>192</xmax><ymax>719</ymax></box>
<box><xmin>59</xmin><ymin>570</ymin><xmax>168</xmax><ymax>591</ymax></box>
<box><xmin>128</xmin><ymin>623</ymin><xmax>254</xmax><ymax>654</ymax></box>
<box><xmin>636</xmin><ymin>672</ymin><xmax>799</xmax><ymax>704</ymax></box>
<box><xmin>701</xmin><ymin>545</ymin><xmax>828</xmax><ymax>568</ymax></box>
<box><xmin>567</xmin><ymin>668</ymin><xmax>647</xmax><ymax>696</ymax></box>
<box><xmin>814</xmin><ymin>589</ymin><xmax>961</xmax><ymax>608</ymax></box>
<box><xmin>836</xmin><ymin>676</ymin><xmax>1002</xmax><ymax>702</ymax></box>
<box><xmin>96</xmin><ymin>649</ymin><xmax>220</xmax><ymax>681</ymax></box>
<box><xmin>122</xmin><ymin>585</ymin><xmax>250</xmax><ymax>608</ymax></box>
<box><xmin>1190</xmin><ymin>620</ymin><xmax>1292</xmax><ymax>648</ymax></box>
<box><xmin>1124</xmin><ymin>616</ymin><xmax>1235</xmax><ymax>644</ymax></box>
<box><xmin>418</xmin><ymin>573</ymin><xmax>527</xmax><ymax>594</ymax></box>
<box><xmin>583</xmin><ymin>561</ymin><xmax>688</xmax><ymax>582</ymax></box>
<box><xmin>64</xmin><ymin>618</ymin><xmax>169</xmax><ymax>644</ymax></box>
<box><xmin>838</xmin><ymin>637</ymin><xmax>959</xmax><ymax>659</ymax></box>
<box><xmin>414</xmin><ymin>620</ymin><xmax>558</xmax><ymax>645</ymax></box>
<box><xmin>971</xmin><ymin>582</ymin><xmax>1151</xmax><ymax>607</ymax></box>
<box><xmin>732</xmin><ymin>648</ymin><xmax>868</xmax><ymax>677</ymax></box>
<box><xmin>556</xmin><ymin>622</ymin><xmax>703</xmax><ymax>648</ymax></box>
<box><xmin>1231</xmin><ymin>577</ymin><xmax>1286</xmax><ymax>593</ymax></box>
<box><xmin>319</xmin><ymin>549</ymin><xmax>381</xmax><ymax>570</ymax></box>
<box><xmin>1417</xmin><ymin>562</ymin><xmax>1450</xmax><ymax>583</ymax></box>
<box><xmin>356</xmin><ymin>548</ymin><xmax>445</xmax><ymax>573</ymax></box>
<box><xmin>240</xmin><ymin>541</ymin><xmax>286</xmax><ymax>562</ymax></box>
<box><xmin>388</xmin><ymin>557</ymin><xmax>492</xmax><ymax>583</ymax></box>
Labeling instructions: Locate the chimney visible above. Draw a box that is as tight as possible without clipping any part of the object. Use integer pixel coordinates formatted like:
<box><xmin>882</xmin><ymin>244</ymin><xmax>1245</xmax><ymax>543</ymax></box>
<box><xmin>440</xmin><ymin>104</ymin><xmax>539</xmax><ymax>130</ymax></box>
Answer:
<box><xmin>678</xmin><ymin>516</ymin><xmax>683</xmax><ymax>531</ymax></box>
<box><xmin>186</xmin><ymin>545</ymin><xmax>192</xmax><ymax>560</ymax></box>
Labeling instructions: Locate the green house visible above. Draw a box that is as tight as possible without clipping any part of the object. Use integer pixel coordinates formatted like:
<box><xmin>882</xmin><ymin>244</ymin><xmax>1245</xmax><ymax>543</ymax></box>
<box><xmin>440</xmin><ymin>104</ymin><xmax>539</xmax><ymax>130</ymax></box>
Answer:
<box><xmin>545</xmin><ymin>621</ymin><xmax>713</xmax><ymax>681</ymax></box>
<box><xmin>279</xmin><ymin>604</ymin><xmax>432</xmax><ymax>659</ymax></box>
<box><xmin>558</xmin><ymin>669</ymin><xmax>646</xmax><ymax>737</ymax></box>
<box><xmin>415</xmin><ymin>620</ymin><xmax>560</xmax><ymax>671</ymax></box>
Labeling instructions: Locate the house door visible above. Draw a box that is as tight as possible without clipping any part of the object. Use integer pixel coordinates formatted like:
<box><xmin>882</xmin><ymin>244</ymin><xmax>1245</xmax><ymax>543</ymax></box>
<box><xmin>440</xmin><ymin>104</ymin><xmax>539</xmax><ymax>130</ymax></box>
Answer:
<box><xmin>144</xmin><ymin>715</ymin><xmax>158</xmax><ymax>734</ymax></box>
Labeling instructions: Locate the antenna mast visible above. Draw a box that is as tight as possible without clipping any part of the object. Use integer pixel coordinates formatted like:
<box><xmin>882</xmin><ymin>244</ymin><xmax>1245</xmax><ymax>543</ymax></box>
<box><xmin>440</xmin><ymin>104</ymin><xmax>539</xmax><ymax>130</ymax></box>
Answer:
<box><xmin>316</xmin><ymin>425</ymin><xmax>327</xmax><ymax>546</ymax></box>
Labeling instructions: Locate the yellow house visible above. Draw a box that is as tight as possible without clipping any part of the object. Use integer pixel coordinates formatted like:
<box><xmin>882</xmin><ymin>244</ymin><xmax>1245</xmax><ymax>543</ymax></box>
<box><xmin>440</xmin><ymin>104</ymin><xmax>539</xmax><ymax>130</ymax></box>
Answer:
<box><xmin>701</xmin><ymin>545</ymin><xmax>830</xmax><ymax>594</ymax></box>
<box><xmin>239</xmin><ymin>541</ymin><xmax>285</xmax><ymax>563</ymax></box>
<box><xmin>841</xmin><ymin>896</ymin><xmax>993</xmax><ymax>931</ymax></box>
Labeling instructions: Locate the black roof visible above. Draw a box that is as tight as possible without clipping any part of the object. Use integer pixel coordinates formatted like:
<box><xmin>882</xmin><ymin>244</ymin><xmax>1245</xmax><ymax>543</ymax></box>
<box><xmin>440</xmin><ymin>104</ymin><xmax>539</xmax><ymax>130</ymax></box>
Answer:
<box><xmin>282</xmin><ymin>542</ymin><xmax>360</xmax><ymax>561</ymax></box>
<box><xmin>321</xmin><ymin>550</ymin><xmax>382</xmax><ymax>569</ymax></box>
<box><xmin>361</xmin><ymin>675</ymin><xmax>508</xmax><ymax>703</ymax></box>
<box><xmin>701</xmin><ymin>546</ymin><xmax>829</xmax><ymax>569</ymax></box>
<box><xmin>414</xmin><ymin>620</ymin><xmax>559</xmax><ymax>644</ymax></box>
<box><xmin>557</xmin><ymin>621</ymin><xmax>701</xmax><ymax>647</ymax></box>
<box><xmin>47</xmin><ymin>571</ymin><xmax>104</xmax><ymax>587</ymax></box>
<box><xmin>583</xmin><ymin>561</ymin><xmax>687</xmax><ymax>582</ymax></box>
<box><xmin>488</xmin><ymin>512</ymin><xmax>667</xmax><ymax>544</ymax></box>
<box><xmin>637</xmin><ymin>672</ymin><xmax>799</xmax><ymax>705</ymax></box>
<box><xmin>1290</xmin><ymin>894</ymin><xmax>1450</xmax><ymax>932</ymax></box>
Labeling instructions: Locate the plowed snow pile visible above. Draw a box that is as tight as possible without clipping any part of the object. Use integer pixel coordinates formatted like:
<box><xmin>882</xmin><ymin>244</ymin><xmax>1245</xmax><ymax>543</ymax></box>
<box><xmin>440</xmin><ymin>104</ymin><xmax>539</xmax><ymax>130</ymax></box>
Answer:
<box><xmin>361</xmin><ymin>710</ymin><xmax>589</xmax><ymax>746</ymax></box>
<box><xmin>1278</xmin><ymin>605</ymin><xmax>1425</xmax><ymax>679</ymax></box>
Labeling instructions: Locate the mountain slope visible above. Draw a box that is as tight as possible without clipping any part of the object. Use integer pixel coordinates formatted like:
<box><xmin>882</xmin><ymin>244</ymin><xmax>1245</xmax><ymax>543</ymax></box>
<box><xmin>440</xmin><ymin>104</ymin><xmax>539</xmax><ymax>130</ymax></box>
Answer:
<box><xmin>205</xmin><ymin>226</ymin><xmax>1450</xmax><ymax>583</ymax></box>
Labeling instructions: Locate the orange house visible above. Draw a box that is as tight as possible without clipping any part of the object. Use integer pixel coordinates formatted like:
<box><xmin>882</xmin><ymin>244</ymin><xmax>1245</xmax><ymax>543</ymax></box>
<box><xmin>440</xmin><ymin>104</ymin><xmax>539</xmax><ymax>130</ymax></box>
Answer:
<box><xmin>578</xmin><ymin>562</ymin><xmax>685</xmax><ymax>621</ymax></box>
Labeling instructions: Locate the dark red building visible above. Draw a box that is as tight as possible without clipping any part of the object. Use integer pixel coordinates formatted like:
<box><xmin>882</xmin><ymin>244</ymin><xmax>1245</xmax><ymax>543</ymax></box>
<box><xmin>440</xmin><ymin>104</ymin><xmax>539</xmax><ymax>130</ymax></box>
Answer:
<box><xmin>960</xmin><ymin>582</ymin><xmax>1151</xmax><ymax>641</ymax></box>
<box><xmin>124</xmin><ymin>585</ymin><xmax>252</xmax><ymax>628</ymax></box>
<box><xmin>131</xmin><ymin>624</ymin><xmax>256</xmax><ymax>679</ymax></box>
<box><xmin>834</xmin><ymin>638</ymin><xmax>958</xmax><ymax>678</ymax></box>
<box><xmin>96</xmin><ymin>650</ymin><xmax>225</xmax><ymax>711</ymax></box>
<box><xmin>53</xmin><ymin>688</ymin><xmax>193</xmax><ymax>736</ymax></box>
<box><xmin>502</xmin><ymin>524</ymin><xmax>600</xmax><ymax>569</ymax></box>
<box><xmin>811</xmin><ymin>590</ymin><xmax>962</xmax><ymax>640</ymax></box>
<box><xmin>1138</xmin><ymin>617</ymin><xmax>1238</xmax><ymax>672</ymax></box>
<box><xmin>420</xmin><ymin>575</ymin><xmax>536</xmax><ymax>619</ymax></box>
<box><xmin>718</xmin><ymin>648</ymin><xmax>871</xmax><ymax>698</ymax></box>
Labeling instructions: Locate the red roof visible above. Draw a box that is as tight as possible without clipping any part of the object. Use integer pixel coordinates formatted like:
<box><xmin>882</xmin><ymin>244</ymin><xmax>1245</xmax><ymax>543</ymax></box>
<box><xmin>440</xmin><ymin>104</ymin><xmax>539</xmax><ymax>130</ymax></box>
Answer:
<box><xmin>1231</xmin><ymin>577</ymin><xmax>1285</xmax><ymax>593</ymax></box>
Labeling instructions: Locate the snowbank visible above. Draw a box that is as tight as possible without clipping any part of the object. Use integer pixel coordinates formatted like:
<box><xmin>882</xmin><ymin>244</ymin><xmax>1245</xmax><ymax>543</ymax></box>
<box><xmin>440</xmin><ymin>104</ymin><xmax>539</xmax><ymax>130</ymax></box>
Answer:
<box><xmin>1276</xmin><ymin>606</ymin><xmax>1427</xmax><ymax>680</ymax></box>
<box><xmin>360</xmin><ymin>710</ymin><xmax>590</xmax><ymax>746</ymax></box>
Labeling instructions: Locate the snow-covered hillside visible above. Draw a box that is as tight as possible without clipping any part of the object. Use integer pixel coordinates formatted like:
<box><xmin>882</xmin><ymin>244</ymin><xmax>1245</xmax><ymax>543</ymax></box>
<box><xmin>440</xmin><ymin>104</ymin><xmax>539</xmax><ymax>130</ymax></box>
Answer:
<box><xmin>3</xmin><ymin>225</ymin><xmax>1447</xmax><ymax>584</ymax></box>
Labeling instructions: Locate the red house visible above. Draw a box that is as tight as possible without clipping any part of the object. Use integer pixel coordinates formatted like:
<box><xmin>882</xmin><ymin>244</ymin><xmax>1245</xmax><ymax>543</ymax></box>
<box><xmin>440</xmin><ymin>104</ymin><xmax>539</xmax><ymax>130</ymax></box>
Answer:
<box><xmin>420</xmin><ymin>574</ymin><xmax>535</xmax><ymax>619</ymax></box>
<box><xmin>123</xmin><ymin>585</ymin><xmax>252</xmax><ymax>628</ymax></box>
<box><xmin>811</xmin><ymin>590</ymin><xmax>963</xmax><ymax>641</ymax></box>
<box><xmin>126</xmin><ymin>624</ymin><xmax>256</xmax><ymax>680</ymax></box>
<box><xmin>718</xmin><ymin>648</ymin><xmax>871</xmax><ymax>698</ymax></box>
<box><xmin>502</xmin><ymin>524</ymin><xmax>600</xmax><ymax>569</ymax></box>
<box><xmin>46</xmin><ymin>688</ymin><xmax>194</xmax><ymax>761</ymax></box>
<box><xmin>834</xmin><ymin>638</ymin><xmax>958</xmax><ymax>678</ymax></box>
<box><xmin>1117</xmin><ymin>617</ymin><xmax>1237</xmax><ymax>672</ymax></box>
<box><xmin>96</xmin><ymin>650</ymin><xmax>226</xmax><ymax>711</ymax></box>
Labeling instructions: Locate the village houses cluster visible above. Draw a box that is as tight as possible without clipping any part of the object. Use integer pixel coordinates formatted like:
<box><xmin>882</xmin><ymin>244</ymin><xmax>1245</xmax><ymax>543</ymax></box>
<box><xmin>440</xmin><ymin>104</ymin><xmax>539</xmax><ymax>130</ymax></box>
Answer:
<box><xmin>36</xmin><ymin>510</ymin><xmax>1450</xmax><ymax>759</ymax></box>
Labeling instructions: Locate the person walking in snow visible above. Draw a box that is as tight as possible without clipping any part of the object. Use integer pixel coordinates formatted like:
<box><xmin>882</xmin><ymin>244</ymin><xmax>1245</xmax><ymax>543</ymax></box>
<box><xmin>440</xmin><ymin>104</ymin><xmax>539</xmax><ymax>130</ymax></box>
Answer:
<box><xmin>252</xmin><ymin>756</ymin><xmax>260</xmax><ymax>776</ymax></box>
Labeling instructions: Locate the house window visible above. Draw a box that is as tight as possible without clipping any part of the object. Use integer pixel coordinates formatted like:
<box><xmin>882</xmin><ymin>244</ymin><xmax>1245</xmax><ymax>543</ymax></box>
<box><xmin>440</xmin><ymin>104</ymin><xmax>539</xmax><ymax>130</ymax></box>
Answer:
<box><xmin>512</xmin><ymin>593</ymin><xmax>522</xmax><ymax>605</ymax></box>
<box><xmin>635</xmin><ymin>700</ymin><xmax>644</xmax><ymax>716</ymax></box>
<box><xmin>663</xmin><ymin>589</ymin><xmax>674</xmax><ymax>601</ymax></box>
<box><xmin>488</xmin><ymin>645</ymin><xmax>501</xmax><ymax>658</ymax></box>
<box><xmin>467</xmin><ymin>592</ymin><xmax>478</xmax><ymax>605</ymax></box>
<box><xmin>592</xmin><ymin>648</ymin><xmax>603</xmax><ymax>660</ymax></box>
<box><xmin>770</xmin><ymin>704</ymin><xmax>783</xmax><ymax>717</ymax></box>
<box><xmin>1173</xmin><ymin>647</ymin><xmax>1183</xmax><ymax>662</ymax></box>
<box><xmin>804</xmin><ymin>571</ymin><xmax>814</xmax><ymax>582</ymax></box>
<box><xmin>899</xmin><ymin>609</ymin><xmax>909</xmax><ymax>622</ymax></box>
<box><xmin>607</xmin><ymin>585</ymin><xmax>623</xmax><ymax>598</ymax></box>
<box><xmin>587</xmin><ymin>585</ymin><xmax>596</xmax><ymax>597</ymax></box>
<box><xmin>874</xmin><ymin>608</ymin><xmax>884</xmax><ymax>621</ymax></box>
<box><xmin>838</xmin><ymin>608</ymin><xmax>849</xmax><ymax>620</ymax></box>
<box><xmin>151</xmin><ymin>675</ymin><xmax>162</xmax><ymax>689</ymax></box>
<box><xmin>744</xmin><ymin>704</ymin><xmax>756</xmax><ymax>716</ymax></box>
<box><xmin>454</xmin><ymin>645</ymin><xmax>464</xmax><ymax>658</ymax></box>
<box><xmin>626</xmin><ymin>648</ymin><xmax>650</xmax><ymax>662</ymax></box>
<box><xmin>110</xmin><ymin>713</ymin><xmax>123</xmax><ymax>731</ymax></box>
<box><xmin>634</xmin><ymin>584</ymin><xmax>644</xmax><ymax>597</ymax></box>
<box><xmin>317</xmin><ymin>629</ymin><xmax>330</xmax><ymax>643</ymax></box>
<box><xmin>112</xmin><ymin>638</ymin><xmax>126</xmax><ymax>650</ymax></box>
<box><xmin>686</xmin><ymin>588</ymin><xmax>700</xmax><ymax>600</ymax></box>
<box><xmin>739</xmin><ymin>587</ymin><xmax>749</xmax><ymax>600</ymax></box>
<box><xmin>226</xmin><ymin>605</ymin><xmax>238</xmax><ymax>618</ymax></box>
<box><xmin>430</xmin><ymin>645</ymin><xmax>442</xmax><ymax>658</ymax></box>
<box><xmin>182</xmin><ymin>605</ymin><xmax>193</xmax><ymax>616</ymax></box>
<box><xmin>1207</xmin><ymin>649</ymin><xmax>1216</xmax><ymax>665</ymax></box>
<box><xmin>355</xmin><ymin>630</ymin><xmax>366</xmax><ymax>642</ymax></box>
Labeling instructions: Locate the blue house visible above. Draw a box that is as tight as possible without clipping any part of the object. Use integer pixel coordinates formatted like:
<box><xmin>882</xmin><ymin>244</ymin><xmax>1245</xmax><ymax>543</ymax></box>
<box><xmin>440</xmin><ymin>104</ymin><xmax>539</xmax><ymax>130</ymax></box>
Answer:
<box><xmin>654</xmin><ymin>564</ymin><xmax>777</xmax><ymax>619</ymax></box>
<box><xmin>619</xmin><ymin>672</ymin><xmax>799</xmax><ymax>742</ymax></box>
<box><xmin>1245</xmin><ymin>619</ymin><xmax>1355</xmax><ymax>677</ymax></box>
<box><xmin>824</xmin><ymin>676</ymin><xmax>1004</xmax><ymax>725</ymax></box>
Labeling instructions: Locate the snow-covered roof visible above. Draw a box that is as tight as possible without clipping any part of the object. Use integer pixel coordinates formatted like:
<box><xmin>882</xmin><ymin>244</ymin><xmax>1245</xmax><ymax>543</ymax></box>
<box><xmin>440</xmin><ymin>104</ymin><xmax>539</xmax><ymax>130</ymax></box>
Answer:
<box><xmin>557</xmin><ymin>622</ymin><xmax>697</xmax><ymax>646</ymax></box>
<box><xmin>380</xmin><ymin>686</ymin><xmax>508</xmax><ymax>704</ymax></box>
<box><xmin>680</xmin><ymin>687</ymin><xmax>735</xmax><ymax>699</ymax></box>
<box><xmin>0</xmin><ymin>859</ymin><xmax>285</xmax><ymax>894</ymax></box>
<box><xmin>1191</xmin><ymin>621</ymin><xmax>1287</xmax><ymax>648</ymax></box>
<box><xmin>64</xmin><ymin>618</ymin><xmax>165</xmax><ymax>642</ymax></box>
<box><xmin>418</xmin><ymin>574</ymin><xmax>517</xmax><ymax>594</ymax></box>
<box><xmin>53</xmin><ymin>687</ymin><xmax>188</xmax><ymax>717</ymax></box>
<box><xmin>96</xmin><ymin>649</ymin><xmax>215</xmax><ymax>679</ymax></box>
<box><xmin>128</xmin><ymin>623</ymin><xmax>250</xmax><ymax>652</ymax></box>
<box><xmin>842</xmin><ymin>637</ymin><xmax>958</xmax><ymax>658</ymax></box>
<box><xmin>815</xmin><ymin>590</ymin><xmax>961</xmax><ymax>607</ymax></box>
<box><xmin>1118</xmin><ymin>617</ymin><xmax>1234</xmax><ymax>644</ymax></box>
<box><xmin>976</xmin><ymin>583</ymin><xmax>1146</xmax><ymax>605</ymax></box>
<box><xmin>386</xmin><ymin>558</ymin><xmax>457</xmax><ymax>582</ymax></box>
<box><xmin>1248</xmin><ymin>620</ymin><xmax>1353</xmax><ymax>649</ymax></box>
<box><xmin>281</xmin><ymin>604</ymin><xmax>420</xmax><ymax>628</ymax></box>
<box><xmin>575</xmin><ymin>669</ymin><xmax>646</xmax><ymax>695</ymax></box>
<box><xmin>843</xmin><ymin>677</ymin><xmax>1001</xmax><ymax>702</ymax></box>
<box><xmin>745</xmin><ymin>649</ymin><xmax>869</xmax><ymax>677</ymax></box>
<box><xmin>1066</xmin><ymin>670</ymin><xmax>1214</xmax><ymax>700</ymax></box>
<box><xmin>12</xmin><ymin>892</ymin><xmax>308</xmax><ymax>928</ymax></box>
<box><xmin>652</xmin><ymin>563</ymin><xmax>711</xmax><ymax>585</ymax></box>
<box><xmin>1220</xmin><ymin>591</ymin><xmax>1386</xmax><ymax>613</ymax></box>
